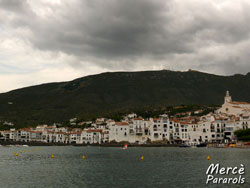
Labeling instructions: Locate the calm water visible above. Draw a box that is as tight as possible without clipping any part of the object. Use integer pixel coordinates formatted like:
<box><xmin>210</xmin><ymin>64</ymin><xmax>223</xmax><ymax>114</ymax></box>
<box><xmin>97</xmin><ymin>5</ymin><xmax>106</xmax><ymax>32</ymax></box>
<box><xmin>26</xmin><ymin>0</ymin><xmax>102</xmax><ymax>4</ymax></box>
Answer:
<box><xmin>0</xmin><ymin>146</ymin><xmax>249</xmax><ymax>188</ymax></box>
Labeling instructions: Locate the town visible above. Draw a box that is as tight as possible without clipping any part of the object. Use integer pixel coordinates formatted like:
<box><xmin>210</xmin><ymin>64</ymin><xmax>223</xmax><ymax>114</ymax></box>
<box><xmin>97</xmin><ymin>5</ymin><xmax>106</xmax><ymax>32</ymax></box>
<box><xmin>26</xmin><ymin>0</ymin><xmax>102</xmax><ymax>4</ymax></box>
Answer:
<box><xmin>1</xmin><ymin>91</ymin><xmax>250</xmax><ymax>146</ymax></box>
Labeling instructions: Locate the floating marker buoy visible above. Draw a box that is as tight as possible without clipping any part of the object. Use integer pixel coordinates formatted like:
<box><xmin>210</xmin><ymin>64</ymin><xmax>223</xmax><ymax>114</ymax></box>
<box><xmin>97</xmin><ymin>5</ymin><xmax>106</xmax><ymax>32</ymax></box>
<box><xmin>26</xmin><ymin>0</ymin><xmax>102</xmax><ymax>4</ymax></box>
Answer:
<box><xmin>82</xmin><ymin>155</ymin><xmax>85</xmax><ymax>160</ymax></box>
<box><xmin>207</xmin><ymin>155</ymin><xmax>210</xmax><ymax>160</ymax></box>
<box><xmin>15</xmin><ymin>153</ymin><xmax>18</xmax><ymax>157</ymax></box>
<box><xmin>141</xmin><ymin>156</ymin><xmax>144</xmax><ymax>161</ymax></box>
<box><xmin>24</xmin><ymin>150</ymin><xmax>26</xmax><ymax>152</ymax></box>
<box><xmin>51</xmin><ymin>154</ymin><xmax>55</xmax><ymax>159</ymax></box>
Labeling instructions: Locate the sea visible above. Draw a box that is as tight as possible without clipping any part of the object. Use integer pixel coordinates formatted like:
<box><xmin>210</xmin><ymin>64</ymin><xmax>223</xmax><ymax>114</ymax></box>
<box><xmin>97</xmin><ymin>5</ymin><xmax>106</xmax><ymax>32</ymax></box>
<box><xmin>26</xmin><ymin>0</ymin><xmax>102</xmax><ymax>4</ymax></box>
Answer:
<box><xmin>0</xmin><ymin>146</ymin><xmax>249</xmax><ymax>188</ymax></box>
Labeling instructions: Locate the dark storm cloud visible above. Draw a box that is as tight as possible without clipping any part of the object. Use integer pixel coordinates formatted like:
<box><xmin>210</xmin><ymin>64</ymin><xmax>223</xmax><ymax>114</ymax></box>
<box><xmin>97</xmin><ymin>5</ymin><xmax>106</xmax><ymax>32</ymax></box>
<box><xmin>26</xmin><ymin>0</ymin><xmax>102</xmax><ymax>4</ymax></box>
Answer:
<box><xmin>31</xmin><ymin>0</ymin><xmax>193</xmax><ymax>58</ymax></box>
<box><xmin>0</xmin><ymin>0</ymin><xmax>27</xmax><ymax>13</ymax></box>
<box><xmin>1</xmin><ymin>0</ymin><xmax>250</xmax><ymax>74</ymax></box>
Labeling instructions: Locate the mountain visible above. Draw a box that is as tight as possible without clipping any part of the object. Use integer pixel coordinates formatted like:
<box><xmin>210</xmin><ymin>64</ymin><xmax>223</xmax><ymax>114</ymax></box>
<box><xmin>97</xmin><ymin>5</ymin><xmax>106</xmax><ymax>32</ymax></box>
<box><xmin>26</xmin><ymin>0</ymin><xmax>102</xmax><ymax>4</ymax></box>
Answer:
<box><xmin>1</xmin><ymin>70</ymin><xmax>250</xmax><ymax>127</ymax></box>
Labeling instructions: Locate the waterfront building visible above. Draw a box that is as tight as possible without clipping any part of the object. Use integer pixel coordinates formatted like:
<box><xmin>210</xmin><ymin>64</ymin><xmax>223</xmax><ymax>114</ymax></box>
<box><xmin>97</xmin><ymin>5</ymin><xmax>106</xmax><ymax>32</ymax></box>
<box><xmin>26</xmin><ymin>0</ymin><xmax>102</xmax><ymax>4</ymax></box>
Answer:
<box><xmin>109</xmin><ymin>122</ymin><xmax>129</xmax><ymax>143</ymax></box>
<box><xmin>148</xmin><ymin>118</ymin><xmax>169</xmax><ymax>142</ymax></box>
<box><xmin>128</xmin><ymin>117</ymin><xmax>149</xmax><ymax>144</ymax></box>
<box><xmin>1</xmin><ymin>91</ymin><xmax>250</xmax><ymax>145</ymax></box>
<box><xmin>82</xmin><ymin>129</ymin><xmax>102</xmax><ymax>144</ymax></box>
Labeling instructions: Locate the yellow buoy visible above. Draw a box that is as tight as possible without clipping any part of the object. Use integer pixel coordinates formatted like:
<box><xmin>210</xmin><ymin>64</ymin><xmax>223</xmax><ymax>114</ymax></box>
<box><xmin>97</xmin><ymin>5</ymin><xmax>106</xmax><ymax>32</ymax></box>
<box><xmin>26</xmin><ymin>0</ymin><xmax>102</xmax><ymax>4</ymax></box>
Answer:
<box><xmin>24</xmin><ymin>150</ymin><xmax>26</xmax><ymax>152</ymax></box>
<box><xmin>15</xmin><ymin>153</ymin><xmax>19</xmax><ymax>157</ymax></box>
<box><xmin>51</xmin><ymin>154</ymin><xmax>55</xmax><ymax>159</ymax></box>
<box><xmin>141</xmin><ymin>156</ymin><xmax>144</xmax><ymax>161</ymax></box>
<box><xmin>82</xmin><ymin>155</ymin><xmax>85</xmax><ymax>160</ymax></box>
<box><xmin>207</xmin><ymin>155</ymin><xmax>210</xmax><ymax>160</ymax></box>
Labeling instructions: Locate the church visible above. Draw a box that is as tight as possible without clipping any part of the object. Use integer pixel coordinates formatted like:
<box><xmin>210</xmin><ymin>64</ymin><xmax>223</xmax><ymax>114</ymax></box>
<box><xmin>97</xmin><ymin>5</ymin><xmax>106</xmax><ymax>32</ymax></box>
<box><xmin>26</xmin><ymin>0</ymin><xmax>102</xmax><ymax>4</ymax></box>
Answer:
<box><xmin>217</xmin><ymin>91</ymin><xmax>250</xmax><ymax>115</ymax></box>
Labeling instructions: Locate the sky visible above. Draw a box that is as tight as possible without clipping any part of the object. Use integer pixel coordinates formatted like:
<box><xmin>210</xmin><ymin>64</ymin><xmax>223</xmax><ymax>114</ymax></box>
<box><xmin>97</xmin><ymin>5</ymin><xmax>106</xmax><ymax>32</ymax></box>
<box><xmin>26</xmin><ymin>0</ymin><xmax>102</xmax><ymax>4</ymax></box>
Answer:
<box><xmin>1</xmin><ymin>0</ymin><xmax>250</xmax><ymax>93</ymax></box>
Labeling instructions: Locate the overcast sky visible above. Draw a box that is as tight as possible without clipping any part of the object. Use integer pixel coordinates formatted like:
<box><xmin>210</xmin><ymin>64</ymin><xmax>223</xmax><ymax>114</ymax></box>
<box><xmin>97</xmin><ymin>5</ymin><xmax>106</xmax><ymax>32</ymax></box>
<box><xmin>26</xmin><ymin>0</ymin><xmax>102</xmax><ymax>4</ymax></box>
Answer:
<box><xmin>1</xmin><ymin>0</ymin><xmax>250</xmax><ymax>93</ymax></box>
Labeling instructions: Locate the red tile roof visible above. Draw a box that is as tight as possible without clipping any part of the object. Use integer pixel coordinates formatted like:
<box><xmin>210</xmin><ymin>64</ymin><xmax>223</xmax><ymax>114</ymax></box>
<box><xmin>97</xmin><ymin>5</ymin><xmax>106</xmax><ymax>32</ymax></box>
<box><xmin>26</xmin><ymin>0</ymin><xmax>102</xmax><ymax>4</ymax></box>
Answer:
<box><xmin>115</xmin><ymin>122</ymin><xmax>129</xmax><ymax>126</ymax></box>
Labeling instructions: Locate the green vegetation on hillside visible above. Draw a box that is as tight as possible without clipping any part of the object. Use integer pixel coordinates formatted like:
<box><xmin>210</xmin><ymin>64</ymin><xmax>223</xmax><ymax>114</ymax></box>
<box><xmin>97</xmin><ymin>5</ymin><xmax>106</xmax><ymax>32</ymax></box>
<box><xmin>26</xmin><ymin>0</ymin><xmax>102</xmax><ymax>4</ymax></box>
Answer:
<box><xmin>0</xmin><ymin>70</ymin><xmax>250</xmax><ymax>128</ymax></box>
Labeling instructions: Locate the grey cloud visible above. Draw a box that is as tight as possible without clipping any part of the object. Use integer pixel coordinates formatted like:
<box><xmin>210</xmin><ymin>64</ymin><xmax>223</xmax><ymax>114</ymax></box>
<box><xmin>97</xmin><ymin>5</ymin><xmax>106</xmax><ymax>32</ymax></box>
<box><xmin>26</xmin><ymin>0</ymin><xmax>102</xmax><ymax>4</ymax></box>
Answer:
<box><xmin>1</xmin><ymin>0</ymin><xmax>250</xmax><ymax>74</ymax></box>
<box><xmin>0</xmin><ymin>0</ymin><xmax>27</xmax><ymax>13</ymax></box>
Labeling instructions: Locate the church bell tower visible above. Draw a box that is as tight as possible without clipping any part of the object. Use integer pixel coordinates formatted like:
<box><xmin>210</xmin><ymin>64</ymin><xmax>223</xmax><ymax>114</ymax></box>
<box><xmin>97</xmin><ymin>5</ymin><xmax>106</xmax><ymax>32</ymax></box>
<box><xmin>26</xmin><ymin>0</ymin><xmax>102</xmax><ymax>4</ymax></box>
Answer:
<box><xmin>224</xmin><ymin>91</ymin><xmax>232</xmax><ymax>104</ymax></box>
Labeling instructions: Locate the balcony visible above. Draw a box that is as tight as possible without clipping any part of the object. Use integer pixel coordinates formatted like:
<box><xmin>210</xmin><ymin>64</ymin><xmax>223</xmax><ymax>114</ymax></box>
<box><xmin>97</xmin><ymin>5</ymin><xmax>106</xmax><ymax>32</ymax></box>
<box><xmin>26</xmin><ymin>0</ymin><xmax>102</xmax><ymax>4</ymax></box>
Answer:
<box><xmin>135</xmin><ymin>128</ymin><xmax>143</xmax><ymax>135</ymax></box>
<box><xmin>225</xmin><ymin>127</ymin><xmax>233</xmax><ymax>132</ymax></box>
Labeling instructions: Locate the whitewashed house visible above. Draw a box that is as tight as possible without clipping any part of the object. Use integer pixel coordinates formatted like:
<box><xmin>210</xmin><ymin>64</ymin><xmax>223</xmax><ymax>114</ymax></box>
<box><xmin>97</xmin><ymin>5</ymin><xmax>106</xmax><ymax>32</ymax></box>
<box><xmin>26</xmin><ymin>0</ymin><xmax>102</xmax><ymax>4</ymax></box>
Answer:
<box><xmin>128</xmin><ymin>118</ymin><xmax>149</xmax><ymax>144</ymax></box>
<box><xmin>109</xmin><ymin>122</ymin><xmax>129</xmax><ymax>143</ymax></box>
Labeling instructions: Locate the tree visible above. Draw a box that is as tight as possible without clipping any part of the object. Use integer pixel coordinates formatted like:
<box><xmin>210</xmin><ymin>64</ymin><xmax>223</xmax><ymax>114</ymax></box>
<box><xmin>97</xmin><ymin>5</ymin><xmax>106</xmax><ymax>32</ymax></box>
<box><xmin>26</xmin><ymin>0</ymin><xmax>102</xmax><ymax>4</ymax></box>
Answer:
<box><xmin>234</xmin><ymin>129</ymin><xmax>250</xmax><ymax>141</ymax></box>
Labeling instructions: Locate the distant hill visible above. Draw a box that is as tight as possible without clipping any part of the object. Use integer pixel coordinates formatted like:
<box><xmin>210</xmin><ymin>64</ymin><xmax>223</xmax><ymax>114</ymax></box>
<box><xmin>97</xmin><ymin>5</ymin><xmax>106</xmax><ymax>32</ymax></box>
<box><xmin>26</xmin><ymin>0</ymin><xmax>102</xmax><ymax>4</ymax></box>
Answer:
<box><xmin>1</xmin><ymin>70</ymin><xmax>250</xmax><ymax>128</ymax></box>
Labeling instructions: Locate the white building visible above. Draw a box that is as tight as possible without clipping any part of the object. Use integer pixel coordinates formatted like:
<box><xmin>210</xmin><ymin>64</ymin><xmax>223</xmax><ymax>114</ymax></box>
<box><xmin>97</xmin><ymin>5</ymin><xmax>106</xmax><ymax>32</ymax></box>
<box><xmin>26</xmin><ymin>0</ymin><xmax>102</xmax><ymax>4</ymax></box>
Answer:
<box><xmin>218</xmin><ymin>91</ymin><xmax>250</xmax><ymax>115</ymax></box>
<box><xmin>109</xmin><ymin>122</ymin><xmax>129</xmax><ymax>143</ymax></box>
<box><xmin>148</xmin><ymin>118</ymin><xmax>169</xmax><ymax>142</ymax></box>
<box><xmin>128</xmin><ymin>118</ymin><xmax>149</xmax><ymax>144</ymax></box>
<box><xmin>82</xmin><ymin>129</ymin><xmax>102</xmax><ymax>144</ymax></box>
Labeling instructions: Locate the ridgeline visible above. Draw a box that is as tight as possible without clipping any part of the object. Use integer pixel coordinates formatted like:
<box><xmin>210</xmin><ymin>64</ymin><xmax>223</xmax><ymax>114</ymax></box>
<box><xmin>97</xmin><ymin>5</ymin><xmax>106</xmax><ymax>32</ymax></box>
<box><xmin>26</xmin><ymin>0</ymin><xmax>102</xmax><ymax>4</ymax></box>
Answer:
<box><xmin>1</xmin><ymin>70</ymin><xmax>250</xmax><ymax>128</ymax></box>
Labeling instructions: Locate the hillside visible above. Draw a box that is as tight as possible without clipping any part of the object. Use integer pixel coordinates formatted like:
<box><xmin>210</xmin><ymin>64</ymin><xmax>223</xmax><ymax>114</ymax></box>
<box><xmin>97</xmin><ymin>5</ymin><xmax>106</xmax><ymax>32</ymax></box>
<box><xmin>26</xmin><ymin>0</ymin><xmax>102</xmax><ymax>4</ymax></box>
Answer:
<box><xmin>1</xmin><ymin>70</ymin><xmax>250</xmax><ymax>127</ymax></box>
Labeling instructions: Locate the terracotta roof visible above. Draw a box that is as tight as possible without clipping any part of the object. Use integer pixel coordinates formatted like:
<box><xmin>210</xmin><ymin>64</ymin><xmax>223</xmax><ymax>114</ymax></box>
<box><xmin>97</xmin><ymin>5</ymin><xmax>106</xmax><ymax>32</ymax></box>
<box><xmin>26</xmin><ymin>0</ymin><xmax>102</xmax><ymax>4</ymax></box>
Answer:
<box><xmin>70</xmin><ymin>132</ymin><xmax>82</xmax><ymax>135</ymax></box>
<box><xmin>170</xmin><ymin>119</ymin><xmax>180</xmax><ymax>123</ymax></box>
<box><xmin>180</xmin><ymin>121</ymin><xmax>193</xmax><ymax>125</ymax></box>
<box><xmin>115</xmin><ymin>122</ymin><xmax>129</xmax><ymax>126</ymax></box>
<box><xmin>134</xmin><ymin>117</ymin><xmax>143</xmax><ymax>120</ymax></box>
<box><xmin>85</xmin><ymin>129</ymin><xmax>102</xmax><ymax>133</ymax></box>
<box><xmin>232</xmin><ymin>106</ymin><xmax>242</xmax><ymax>108</ymax></box>
<box><xmin>230</xmin><ymin>101</ymin><xmax>250</xmax><ymax>105</ymax></box>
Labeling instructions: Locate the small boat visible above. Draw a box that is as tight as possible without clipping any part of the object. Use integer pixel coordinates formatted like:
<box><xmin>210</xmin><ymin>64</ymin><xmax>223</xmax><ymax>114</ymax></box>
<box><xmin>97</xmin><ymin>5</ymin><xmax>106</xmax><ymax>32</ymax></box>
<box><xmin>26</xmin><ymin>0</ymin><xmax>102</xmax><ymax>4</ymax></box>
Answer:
<box><xmin>23</xmin><ymin>145</ymin><xmax>29</xmax><ymax>147</ymax></box>
<box><xmin>122</xmin><ymin>144</ymin><xmax>128</xmax><ymax>150</ymax></box>
<box><xmin>196</xmin><ymin>143</ymin><xmax>207</xmax><ymax>147</ymax></box>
